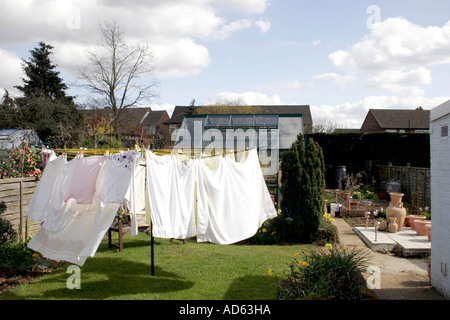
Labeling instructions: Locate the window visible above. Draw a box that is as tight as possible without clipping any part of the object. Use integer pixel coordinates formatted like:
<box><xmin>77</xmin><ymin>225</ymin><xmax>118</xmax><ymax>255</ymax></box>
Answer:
<box><xmin>441</xmin><ymin>125</ymin><xmax>448</xmax><ymax>137</ymax></box>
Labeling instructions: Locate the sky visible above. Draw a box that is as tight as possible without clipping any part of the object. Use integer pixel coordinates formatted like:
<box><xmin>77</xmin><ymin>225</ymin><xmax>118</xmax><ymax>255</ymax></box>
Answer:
<box><xmin>1</xmin><ymin>0</ymin><xmax>450</xmax><ymax>129</ymax></box>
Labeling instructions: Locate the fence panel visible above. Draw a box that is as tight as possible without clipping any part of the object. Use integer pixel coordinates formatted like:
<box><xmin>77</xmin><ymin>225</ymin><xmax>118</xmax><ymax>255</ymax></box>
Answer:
<box><xmin>0</xmin><ymin>177</ymin><xmax>39</xmax><ymax>240</ymax></box>
<box><xmin>374</xmin><ymin>163</ymin><xmax>430</xmax><ymax>206</ymax></box>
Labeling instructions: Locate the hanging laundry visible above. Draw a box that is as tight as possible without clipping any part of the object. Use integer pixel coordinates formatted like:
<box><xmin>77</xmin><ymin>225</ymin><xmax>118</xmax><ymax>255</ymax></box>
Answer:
<box><xmin>96</xmin><ymin>150</ymin><xmax>141</xmax><ymax>235</ymax></box>
<box><xmin>127</xmin><ymin>155</ymin><xmax>146</xmax><ymax>236</ymax></box>
<box><xmin>28</xmin><ymin>163</ymin><xmax>121</xmax><ymax>266</ymax></box>
<box><xmin>145</xmin><ymin>150</ymin><xmax>197</xmax><ymax>240</ymax></box>
<box><xmin>196</xmin><ymin>149</ymin><xmax>277</xmax><ymax>245</ymax></box>
<box><xmin>63</xmin><ymin>156</ymin><xmax>105</xmax><ymax>204</ymax></box>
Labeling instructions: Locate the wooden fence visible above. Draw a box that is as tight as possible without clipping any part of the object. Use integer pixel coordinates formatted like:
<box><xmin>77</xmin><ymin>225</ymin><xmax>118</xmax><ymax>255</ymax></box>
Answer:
<box><xmin>0</xmin><ymin>177</ymin><xmax>40</xmax><ymax>240</ymax></box>
<box><xmin>374</xmin><ymin>163</ymin><xmax>430</xmax><ymax>205</ymax></box>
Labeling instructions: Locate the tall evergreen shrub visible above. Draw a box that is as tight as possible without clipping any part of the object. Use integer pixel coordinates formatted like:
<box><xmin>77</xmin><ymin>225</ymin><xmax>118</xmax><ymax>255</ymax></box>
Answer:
<box><xmin>280</xmin><ymin>134</ymin><xmax>326</xmax><ymax>243</ymax></box>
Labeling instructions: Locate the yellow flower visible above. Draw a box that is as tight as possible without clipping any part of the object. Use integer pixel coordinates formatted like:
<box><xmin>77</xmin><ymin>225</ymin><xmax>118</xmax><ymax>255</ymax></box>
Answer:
<box><xmin>329</xmin><ymin>218</ymin><xmax>335</xmax><ymax>222</ymax></box>
<box><xmin>32</xmin><ymin>253</ymin><xmax>39</xmax><ymax>258</ymax></box>
<box><xmin>278</xmin><ymin>209</ymin><xmax>282</xmax><ymax>214</ymax></box>
<box><xmin>325</xmin><ymin>243</ymin><xmax>333</xmax><ymax>250</ymax></box>
<box><xmin>262</xmin><ymin>228</ymin><xmax>267</xmax><ymax>233</ymax></box>
<box><xmin>266</xmin><ymin>268</ymin><xmax>273</xmax><ymax>276</ymax></box>
<box><xmin>298</xmin><ymin>261</ymin><xmax>309</xmax><ymax>267</ymax></box>
<box><xmin>294</xmin><ymin>252</ymin><xmax>299</xmax><ymax>257</ymax></box>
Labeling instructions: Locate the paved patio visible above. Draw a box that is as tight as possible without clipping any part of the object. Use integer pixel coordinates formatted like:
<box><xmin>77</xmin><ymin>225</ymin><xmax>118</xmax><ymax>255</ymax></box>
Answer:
<box><xmin>353</xmin><ymin>226</ymin><xmax>431</xmax><ymax>256</ymax></box>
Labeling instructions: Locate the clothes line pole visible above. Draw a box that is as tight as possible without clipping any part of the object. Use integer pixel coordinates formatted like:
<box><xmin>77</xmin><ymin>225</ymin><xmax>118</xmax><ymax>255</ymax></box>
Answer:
<box><xmin>150</xmin><ymin>222</ymin><xmax>155</xmax><ymax>276</ymax></box>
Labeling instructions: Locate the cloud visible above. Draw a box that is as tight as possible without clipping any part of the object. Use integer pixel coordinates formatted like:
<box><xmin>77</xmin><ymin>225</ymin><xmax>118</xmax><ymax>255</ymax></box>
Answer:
<box><xmin>254</xmin><ymin>19</ymin><xmax>271</xmax><ymax>34</ymax></box>
<box><xmin>0</xmin><ymin>0</ymin><xmax>271</xmax><ymax>95</ymax></box>
<box><xmin>311</xmin><ymin>94</ymin><xmax>450</xmax><ymax>129</ymax></box>
<box><xmin>312</xmin><ymin>72</ymin><xmax>356</xmax><ymax>89</ymax></box>
<box><xmin>329</xmin><ymin>17</ymin><xmax>450</xmax><ymax>73</ymax></box>
<box><xmin>0</xmin><ymin>49</ymin><xmax>23</xmax><ymax>96</ymax></box>
<box><xmin>215</xmin><ymin>91</ymin><xmax>283</xmax><ymax>105</ymax></box>
<box><xmin>312</xmin><ymin>39</ymin><xmax>321</xmax><ymax>47</ymax></box>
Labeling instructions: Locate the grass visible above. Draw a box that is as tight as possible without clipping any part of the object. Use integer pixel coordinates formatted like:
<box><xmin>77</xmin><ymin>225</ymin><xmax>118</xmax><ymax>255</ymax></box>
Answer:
<box><xmin>0</xmin><ymin>232</ymin><xmax>315</xmax><ymax>300</ymax></box>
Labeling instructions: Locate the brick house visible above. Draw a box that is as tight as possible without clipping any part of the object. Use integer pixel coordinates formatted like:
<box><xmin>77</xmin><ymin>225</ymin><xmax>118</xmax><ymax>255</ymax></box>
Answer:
<box><xmin>360</xmin><ymin>107</ymin><xmax>430</xmax><ymax>133</ymax></box>
<box><xmin>430</xmin><ymin>99</ymin><xmax>450</xmax><ymax>299</ymax></box>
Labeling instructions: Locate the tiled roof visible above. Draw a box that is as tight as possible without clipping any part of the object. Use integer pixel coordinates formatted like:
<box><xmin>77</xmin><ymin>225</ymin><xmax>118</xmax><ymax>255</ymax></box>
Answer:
<box><xmin>165</xmin><ymin>105</ymin><xmax>313</xmax><ymax>132</ymax></box>
<box><xmin>369</xmin><ymin>108</ymin><xmax>430</xmax><ymax>129</ymax></box>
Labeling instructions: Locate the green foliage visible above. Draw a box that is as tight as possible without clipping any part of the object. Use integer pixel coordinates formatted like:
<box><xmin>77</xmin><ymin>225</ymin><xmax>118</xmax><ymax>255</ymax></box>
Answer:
<box><xmin>0</xmin><ymin>239</ymin><xmax>35</xmax><ymax>272</ymax></box>
<box><xmin>312</xmin><ymin>215</ymin><xmax>339</xmax><ymax>246</ymax></box>
<box><xmin>277</xmin><ymin>244</ymin><xmax>369</xmax><ymax>300</ymax></box>
<box><xmin>309</xmin><ymin>132</ymin><xmax>430</xmax><ymax>188</ymax></box>
<box><xmin>80</xmin><ymin>134</ymin><xmax>124</xmax><ymax>149</ymax></box>
<box><xmin>280</xmin><ymin>134</ymin><xmax>326</xmax><ymax>243</ymax></box>
<box><xmin>248</xmin><ymin>219</ymin><xmax>280</xmax><ymax>245</ymax></box>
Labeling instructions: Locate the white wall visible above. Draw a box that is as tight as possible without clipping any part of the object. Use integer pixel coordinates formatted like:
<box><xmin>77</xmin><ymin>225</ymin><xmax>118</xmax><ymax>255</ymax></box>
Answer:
<box><xmin>430</xmin><ymin>99</ymin><xmax>450</xmax><ymax>299</ymax></box>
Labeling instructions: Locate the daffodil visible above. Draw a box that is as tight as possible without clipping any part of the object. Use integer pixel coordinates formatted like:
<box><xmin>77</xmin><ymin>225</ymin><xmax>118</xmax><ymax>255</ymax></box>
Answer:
<box><xmin>325</xmin><ymin>243</ymin><xmax>333</xmax><ymax>250</ymax></box>
<box><xmin>266</xmin><ymin>268</ymin><xmax>273</xmax><ymax>276</ymax></box>
<box><xmin>298</xmin><ymin>261</ymin><xmax>309</xmax><ymax>267</ymax></box>
<box><xmin>262</xmin><ymin>228</ymin><xmax>267</xmax><ymax>233</ymax></box>
<box><xmin>294</xmin><ymin>252</ymin><xmax>299</xmax><ymax>257</ymax></box>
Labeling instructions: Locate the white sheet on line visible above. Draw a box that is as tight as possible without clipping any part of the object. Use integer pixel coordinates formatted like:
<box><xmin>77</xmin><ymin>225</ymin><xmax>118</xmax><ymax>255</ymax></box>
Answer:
<box><xmin>196</xmin><ymin>149</ymin><xmax>277</xmax><ymax>245</ymax></box>
<box><xmin>145</xmin><ymin>150</ymin><xmax>197</xmax><ymax>240</ymax></box>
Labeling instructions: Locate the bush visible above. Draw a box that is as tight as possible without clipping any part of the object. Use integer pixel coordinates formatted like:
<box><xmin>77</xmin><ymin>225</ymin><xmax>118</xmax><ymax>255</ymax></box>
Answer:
<box><xmin>248</xmin><ymin>219</ymin><xmax>280</xmax><ymax>245</ymax></box>
<box><xmin>0</xmin><ymin>239</ymin><xmax>35</xmax><ymax>272</ymax></box>
<box><xmin>277</xmin><ymin>243</ymin><xmax>369</xmax><ymax>300</ymax></box>
<box><xmin>0</xmin><ymin>140</ymin><xmax>43</xmax><ymax>179</ymax></box>
<box><xmin>0</xmin><ymin>201</ymin><xmax>36</xmax><ymax>272</ymax></box>
<box><xmin>312</xmin><ymin>215</ymin><xmax>339</xmax><ymax>246</ymax></box>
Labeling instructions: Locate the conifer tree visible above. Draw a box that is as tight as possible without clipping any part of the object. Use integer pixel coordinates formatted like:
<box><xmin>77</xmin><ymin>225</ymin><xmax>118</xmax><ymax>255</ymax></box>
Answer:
<box><xmin>279</xmin><ymin>134</ymin><xmax>326</xmax><ymax>243</ymax></box>
<box><xmin>14</xmin><ymin>42</ymin><xmax>82</xmax><ymax>147</ymax></box>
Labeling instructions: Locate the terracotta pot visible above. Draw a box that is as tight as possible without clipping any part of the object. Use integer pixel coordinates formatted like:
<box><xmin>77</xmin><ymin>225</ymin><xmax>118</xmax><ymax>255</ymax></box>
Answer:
<box><xmin>410</xmin><ymin>215</ymin><xmax>426</xmax><ymax>230</ymax></box>
<box><xmin>425</xmin><ymin>224</ymin><xmax>431</xmax><ymax>240</ymax></box>
<box><xmin>378</xmin><ymin>220</ymin><xmax>388</xmax><ymax>231</ymax></box>
<box><xmin>415</xmin><ymin>220</ymin><xmax>431</xmax><ymax>236</ymax></box>
<box><xmin>386</xmin><ymin>192</ymin><xmax>406</xmax><ymax>231</ymax></box>
<box><xmin>405</xmin><ymin>214</ymin><xmax>422</xmax><ymax>227</ymax></box>
<box><xmin>388</xmin><ymin>217</ymin><xmax>398</xmax><ymax>233</ymax></box>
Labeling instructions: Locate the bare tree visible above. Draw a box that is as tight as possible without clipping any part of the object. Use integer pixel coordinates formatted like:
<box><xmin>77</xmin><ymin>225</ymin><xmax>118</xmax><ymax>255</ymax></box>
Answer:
<box><xmin>78</xmin><ymin>20</ymin><xmax>159</xmax><ymax>136</ymax></box>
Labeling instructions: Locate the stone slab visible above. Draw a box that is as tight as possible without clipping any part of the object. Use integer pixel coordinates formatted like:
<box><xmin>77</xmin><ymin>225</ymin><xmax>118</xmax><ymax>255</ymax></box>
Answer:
<box><xmin>353</xmin><ymin>226</ymin><xmax>431</xmax><ymax>256</ymax></box>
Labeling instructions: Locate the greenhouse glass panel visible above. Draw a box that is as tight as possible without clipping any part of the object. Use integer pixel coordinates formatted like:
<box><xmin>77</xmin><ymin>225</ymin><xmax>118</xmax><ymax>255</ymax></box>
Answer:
<box><xmin>254</xmin><ymin>115</ymin><xmax>278</xmax><ymax>127</ymax></box>
<box><xmin>230</xmin><ymin>115</ymin><xmax>254</xmax><ymax>127</ymax></box>
<box><xmin>206</xmin><ymin>115</ymin><xmax>230</xmax><ymax>127</ymax></box>
<box><xmin>278</xmin><ymin>116</ymin><xmax>303</xmax><ymax>149</ymax></box>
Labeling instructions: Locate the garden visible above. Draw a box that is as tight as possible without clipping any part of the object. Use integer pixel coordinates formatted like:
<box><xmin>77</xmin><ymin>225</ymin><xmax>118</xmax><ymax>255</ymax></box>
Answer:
<box><xmin>0</xmin><ymin>134</ymin><xmax>376</xmax><ymax>300</ymax></box>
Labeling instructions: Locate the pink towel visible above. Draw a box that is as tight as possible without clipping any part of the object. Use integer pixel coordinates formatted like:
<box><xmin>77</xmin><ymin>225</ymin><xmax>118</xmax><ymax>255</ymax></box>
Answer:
<box><xmin>63</xmin><ymin>156</ymin><xmax>105</xmax><ymax>204</ymax></box>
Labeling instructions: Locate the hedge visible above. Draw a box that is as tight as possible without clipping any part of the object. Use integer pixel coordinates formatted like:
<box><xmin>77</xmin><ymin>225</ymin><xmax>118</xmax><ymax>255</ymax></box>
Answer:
<box><xmin>307</xmin><ymin>132</ymin><xmax>430</xmax><ymax>188</ymax></box>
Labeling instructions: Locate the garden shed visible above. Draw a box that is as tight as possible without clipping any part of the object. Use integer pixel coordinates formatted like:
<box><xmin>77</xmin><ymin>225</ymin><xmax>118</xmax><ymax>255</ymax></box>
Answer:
<box><xmin>430</xmin><ymin>99</ymin><xmax>450</xmax><ymax>299</ymax></box>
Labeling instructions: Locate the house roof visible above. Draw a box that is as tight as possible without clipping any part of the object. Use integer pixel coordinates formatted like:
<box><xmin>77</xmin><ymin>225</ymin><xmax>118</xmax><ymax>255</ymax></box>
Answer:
<box><xmin>142</xmin><ymin>110</ymin><xmax>169</xmax><ymax>127</ymax></box>
<box><xmin>165</xmin><ymin>105</ymin><xmax>313</xmax><ymax>132</ymax></box>
<box><xmin>368</xmin><ymin>108</ymin><xmax>430</xmax><ymax>130</ymax></box>
<box><xmin>80</xmin><ymin>107</ymin><xmax>151</xmax><ymax>133</ymax></box>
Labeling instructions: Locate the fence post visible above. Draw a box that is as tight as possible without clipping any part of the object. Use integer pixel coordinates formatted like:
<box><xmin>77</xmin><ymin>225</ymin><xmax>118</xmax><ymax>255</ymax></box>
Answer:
<box><xmin>19</xmin><ymin>180</ymin><xmax>24</xmax><ymax>241</ymax></box>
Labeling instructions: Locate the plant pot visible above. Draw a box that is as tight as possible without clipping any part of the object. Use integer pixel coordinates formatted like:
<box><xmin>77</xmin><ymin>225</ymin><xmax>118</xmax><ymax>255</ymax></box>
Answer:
<box><xmin>425</xmin><ymin>224</ymin><xmax>431</xmax><ymax>240</ymax></box>
<box><xmin>410</xmin><ymin>215</ymin><xmax>426</xmax><ymax>230</ymax></box>
<box><xmin>386</xmin><ymin>192</ymin><xmax>406</xmax><ymax>231</ymax></box>
<box><xmin>415</xmin><ymin>220</ymin><xmax>431</xmax><ymax>236</ymax></box>
<box><xmin>378</xmin><ymin>220</ymin><xmax>388</xmax><ymax>231</ymax></box>
<box><xmin>405</xmin><ymin>214</ymin><xmax>422</xmax><ymax>227</ymax></box>
<box><xmin>388</xmin><ymin>217</ymin><xmax>398</xmax><ymax>233</ymax></box>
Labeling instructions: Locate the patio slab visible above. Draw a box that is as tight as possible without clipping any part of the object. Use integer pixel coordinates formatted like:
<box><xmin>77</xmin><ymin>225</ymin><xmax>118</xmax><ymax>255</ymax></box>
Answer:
<box><xmin>353</xmin><ymin>226</ymin><xmax>431</xmax><ymax>256</ymax></box>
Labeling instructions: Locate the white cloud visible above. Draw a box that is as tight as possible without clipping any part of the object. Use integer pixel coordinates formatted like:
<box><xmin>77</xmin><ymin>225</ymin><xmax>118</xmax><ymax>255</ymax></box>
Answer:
<box><xmin>311</xmin><ymin>94</ymin><xmax>450</xmax><ymax>129</ymax></box>
<box><xmin>329</xmin><ymin>17</ymin><xmax>450</xmax><ymax>73</ymax></box>
<box><xmin>215</xmin><ymin>91</ymin><xmax>283</xmax><ymax>105</ymax></box>
<box><xmin>0</xmin><ymin>49</ymin><xmax>23</xmax><ymax>95</ymax></box>
<box><xmin>255</xmin><ymin>19</ymin><xmax>271</xmax><ymax>34</ymax></box>
<box><xmin>213</xmin><ymin>0</ymin><xmax>270</xmax><ymax>14</ymax></box>
<box><xmin>312</xmin><ymin>72</ymin><xmax>356</xmax><ymax>88</ymax></box>
<box><xmin>0</xmin><ymin>0</ymin><xmax>271</xmax><ymax>90</ymax></box>
<box><xmin>153</xmin><ymin>39</ymin><xmax>211</xmax><ymax>78</ymax></box>
<box><xmin>312</xmin><ymin>39</ymin><xmax>321</xmax><ymax>47</ymax></box>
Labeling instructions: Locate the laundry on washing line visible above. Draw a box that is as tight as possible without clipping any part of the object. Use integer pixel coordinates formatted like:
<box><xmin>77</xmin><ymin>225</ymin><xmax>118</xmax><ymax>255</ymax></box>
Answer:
<box><xmin>26</xmin><ymin>147</ymin><xmax>277</xmax><ymax>266</ymax></box>
<box><xmin>27</xmin><ymin>150</ymin><xmax>143</xmax><ymax>266</ymax></box>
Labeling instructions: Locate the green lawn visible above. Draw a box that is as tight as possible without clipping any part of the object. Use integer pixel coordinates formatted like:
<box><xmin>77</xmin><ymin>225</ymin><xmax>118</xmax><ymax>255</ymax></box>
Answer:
<box><xmin>0</xmin><ymin>233</ymin><xmax>315</xmax><ymax>300</ymax></box>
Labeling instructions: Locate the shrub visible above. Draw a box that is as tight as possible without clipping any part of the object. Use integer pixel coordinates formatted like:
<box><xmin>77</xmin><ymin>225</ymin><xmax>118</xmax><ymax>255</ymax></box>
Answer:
<box><xmin>249</xmin><ymin>219</ymin><xmax>280</xmax><ymax>245</ymax></box>
<box><xmin>0</xmin><ymin>140</ymin><xmax>43</xmax><ymax>179</ymax></box>
<box><xmin>312</xmin><ymin>215</ymin><xmax>339</xmax><ymax>246</ymax></box>
<box><xmin>277</xmin><ymin>244</ymin><xmax>369</xmax><ymax>300</ymax></box>
<box><xmin>0</xmin><ymin>239</ymin><xmax>35</xmax><ymax>272</ymax></box>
